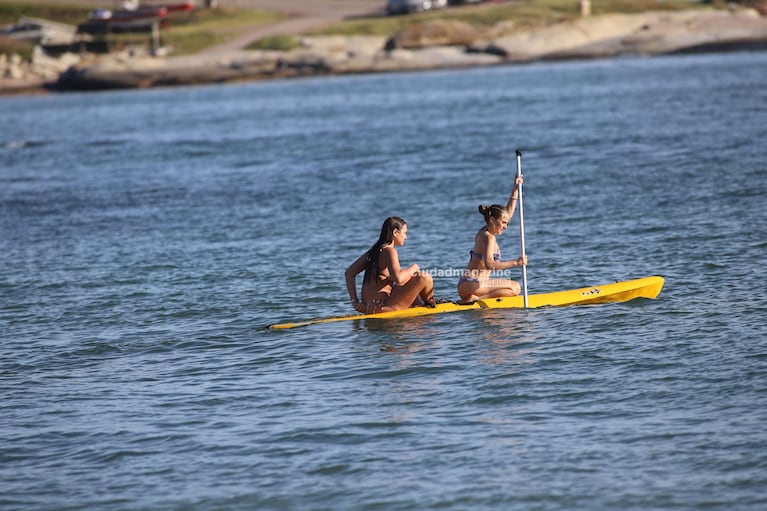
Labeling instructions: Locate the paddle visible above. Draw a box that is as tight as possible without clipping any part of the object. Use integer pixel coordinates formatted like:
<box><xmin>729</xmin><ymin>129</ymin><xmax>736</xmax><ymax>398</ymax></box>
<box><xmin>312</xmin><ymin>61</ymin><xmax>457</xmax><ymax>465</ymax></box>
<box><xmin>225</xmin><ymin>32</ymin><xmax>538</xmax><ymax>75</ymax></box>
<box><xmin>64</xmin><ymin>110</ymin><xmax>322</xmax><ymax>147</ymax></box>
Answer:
<box><xmin>515</xmin><ymin>150</ymin><xmax>529</xmax><ymax>308</ymax></box>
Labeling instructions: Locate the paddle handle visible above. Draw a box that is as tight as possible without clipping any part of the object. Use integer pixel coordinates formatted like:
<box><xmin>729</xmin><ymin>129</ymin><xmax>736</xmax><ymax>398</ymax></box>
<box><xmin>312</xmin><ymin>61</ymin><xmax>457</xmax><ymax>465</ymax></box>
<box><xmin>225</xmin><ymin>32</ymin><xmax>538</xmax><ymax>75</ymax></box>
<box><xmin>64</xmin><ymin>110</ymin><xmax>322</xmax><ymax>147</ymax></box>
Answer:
<box><xmin>515</xmin><ymin>150</ymin><xmax>529</xmax><ymax>307</ymax></box>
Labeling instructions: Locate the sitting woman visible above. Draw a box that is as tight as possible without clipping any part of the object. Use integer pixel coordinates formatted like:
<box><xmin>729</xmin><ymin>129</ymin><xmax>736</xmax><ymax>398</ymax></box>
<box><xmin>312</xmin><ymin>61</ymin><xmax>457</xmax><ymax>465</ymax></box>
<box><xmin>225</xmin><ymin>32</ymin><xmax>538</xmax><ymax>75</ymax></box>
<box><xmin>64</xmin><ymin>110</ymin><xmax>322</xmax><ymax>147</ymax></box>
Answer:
<box><xmin>458</xmin><ymin>177</ymin><xmax>528</xmax><ymax>302</ymax></box>
<box><xmin>345</xmin><ymin>216</ymin><xmax>435</xmax><ymax>313</ymax></box>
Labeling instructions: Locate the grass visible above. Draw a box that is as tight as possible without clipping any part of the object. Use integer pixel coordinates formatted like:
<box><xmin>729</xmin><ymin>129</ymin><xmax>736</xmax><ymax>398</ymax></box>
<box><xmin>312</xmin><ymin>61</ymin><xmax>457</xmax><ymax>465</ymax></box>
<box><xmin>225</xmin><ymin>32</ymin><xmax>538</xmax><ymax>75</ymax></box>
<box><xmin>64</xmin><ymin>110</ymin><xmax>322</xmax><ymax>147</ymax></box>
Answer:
<box><xmin>311</xmin><ymin>0</ymin><xmax>707</xmax><ymax>36</ymax></box>
<box><xmin>0</xmin><ymin>2</ymin><xmax>92</xmax><ymax>25</ymax></box>
<box><xmin>0</xmin><ymin>36</ymin><xmax>34</xmax><ymax>59</ymax></box>
<box><xmin>1</xmin><ymin>2</ymin><xmax>284</xmax><ymax>56</ymax></box>
<box><xmin>247</xmin><ymin>34</ymin><xmax>300</xmax><ymax>52</ymax></box>
<box><xmin>161</xmin><ymin>7</ymin><xmax>284</xmax><ymax>55</ymax></box>
<box><xmin>1</xmin><ymin>0</ymin><xmax>718</xmax><ymax>57</ymax></box>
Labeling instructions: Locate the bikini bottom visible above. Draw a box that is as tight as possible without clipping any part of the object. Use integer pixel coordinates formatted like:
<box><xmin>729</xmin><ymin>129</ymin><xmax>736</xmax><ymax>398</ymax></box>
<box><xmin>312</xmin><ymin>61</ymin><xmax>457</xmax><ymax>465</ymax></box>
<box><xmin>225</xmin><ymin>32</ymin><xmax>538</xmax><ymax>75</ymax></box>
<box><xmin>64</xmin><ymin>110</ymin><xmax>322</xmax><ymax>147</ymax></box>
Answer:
<box><xmin>361</xmin><ymin>297</ymin><xmax>386</xmax><ymax>314</ymax></box>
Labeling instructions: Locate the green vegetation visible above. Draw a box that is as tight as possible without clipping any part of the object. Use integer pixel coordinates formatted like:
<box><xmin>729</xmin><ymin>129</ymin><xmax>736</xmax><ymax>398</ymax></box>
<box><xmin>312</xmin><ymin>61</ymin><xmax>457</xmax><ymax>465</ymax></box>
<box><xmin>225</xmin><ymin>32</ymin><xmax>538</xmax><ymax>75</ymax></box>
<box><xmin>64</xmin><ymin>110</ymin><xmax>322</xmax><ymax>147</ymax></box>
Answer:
<box><xmin>246</xmin><ymin>34</ymin><xmax>300</xmax><ymax>52</ymax></box>
<box><xmin>587</xmin><ymin>0</ymin><xmax>705</xmax><ymax>15</ymax></box>
<box><xmin>0</xmin><ymin>36</ymin><xmax>34</xmax><ymax>59</ymax></box>
<box><xmin>312</xmin><ymin>0</ymin><xmax>707</xmax><ymax>36</ymax></box>
<box><xmin>161</xmin><ymin>7</ymin><xmax>284</xmax><ymax>55</ymax></box>
<box><xmin>0</xmin><ymin>0</ymin><xmax>731</xmax><ymax>59</ymax></box>
<box><xmin>0</xmin><ymin>2</ymin><xmax>91</xmax><ymax>58</ymax></box>
<box><xmin>0</xmin><ymin>2</ymin><xmax>92</xmax><ymax>25</ymax></box>
<box><xmin>1</xmin><ymin>3</ymin><xmax>284</xmax><ymax>56</ymax></box>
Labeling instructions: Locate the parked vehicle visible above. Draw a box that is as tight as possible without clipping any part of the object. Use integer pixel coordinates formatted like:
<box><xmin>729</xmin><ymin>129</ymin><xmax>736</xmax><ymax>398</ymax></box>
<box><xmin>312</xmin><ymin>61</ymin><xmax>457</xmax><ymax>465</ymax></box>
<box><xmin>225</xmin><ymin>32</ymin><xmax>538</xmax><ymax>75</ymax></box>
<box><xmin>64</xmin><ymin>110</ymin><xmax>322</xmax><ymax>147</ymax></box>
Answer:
<box><xmin>0</xmin><ymin>20</ymin><xmax>48</xmax><ymax>42</ymax></box>
<box><xmin>386</xmin><ymin>0</ymin><xmax>448</xmax><ymax>16</ymax></box>
<box><xmin>0</xmin><ymin>17</ymin><xmax>79</xmax><ymax>45</ymax></box>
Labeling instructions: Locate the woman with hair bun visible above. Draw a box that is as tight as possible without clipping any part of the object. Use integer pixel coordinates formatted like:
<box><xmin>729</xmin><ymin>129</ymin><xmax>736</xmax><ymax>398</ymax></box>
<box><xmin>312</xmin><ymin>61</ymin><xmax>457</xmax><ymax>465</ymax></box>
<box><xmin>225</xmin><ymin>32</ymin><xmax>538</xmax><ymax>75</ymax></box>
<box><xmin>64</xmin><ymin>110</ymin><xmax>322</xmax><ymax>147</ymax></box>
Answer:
<box><xmin>345</xmin><ymin>216</ymin><xmax>435</xmax><ymax>313</ymax></box>
<box><xmin>458</xmin><ymin>176</ymin><xmax>527</xmax><ymax>302</ymax></box>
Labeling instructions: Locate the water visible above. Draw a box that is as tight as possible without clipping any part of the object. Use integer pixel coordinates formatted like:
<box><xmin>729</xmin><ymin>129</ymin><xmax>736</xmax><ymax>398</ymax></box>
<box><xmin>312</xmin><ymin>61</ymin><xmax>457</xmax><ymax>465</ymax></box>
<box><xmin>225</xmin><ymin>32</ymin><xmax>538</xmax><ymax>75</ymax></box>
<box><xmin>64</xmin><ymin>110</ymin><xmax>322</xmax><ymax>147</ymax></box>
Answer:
<box><xmin>1</xmin><ymin>51</ymin><xmax>766</xmax><ymax>510</ymax></box>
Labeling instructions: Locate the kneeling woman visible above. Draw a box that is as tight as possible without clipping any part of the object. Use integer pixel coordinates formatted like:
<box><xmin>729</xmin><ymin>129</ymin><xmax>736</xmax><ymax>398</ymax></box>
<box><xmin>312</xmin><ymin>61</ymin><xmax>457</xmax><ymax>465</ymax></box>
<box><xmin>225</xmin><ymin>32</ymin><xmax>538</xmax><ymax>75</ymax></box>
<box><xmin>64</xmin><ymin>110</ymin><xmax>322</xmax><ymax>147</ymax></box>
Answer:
<box><xmin>346</xmin><ymin>217</ymin><xmax>435</xmax><ymax>313</ymax></box>
<box><xmin>458</xmin><ymin>183</ymin><xmax>527</xmax><ymax>302</ymax></box>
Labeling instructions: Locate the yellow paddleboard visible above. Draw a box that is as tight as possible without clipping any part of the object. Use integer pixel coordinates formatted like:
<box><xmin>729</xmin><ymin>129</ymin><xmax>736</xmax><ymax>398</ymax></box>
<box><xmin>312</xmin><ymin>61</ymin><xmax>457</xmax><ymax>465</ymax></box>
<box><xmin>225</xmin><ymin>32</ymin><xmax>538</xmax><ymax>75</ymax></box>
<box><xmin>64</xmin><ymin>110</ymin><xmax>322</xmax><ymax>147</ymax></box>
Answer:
<box><xmin>267</xmin><ymin>275</ymin><xmax>664</xmax><ymax>330</ymax></box>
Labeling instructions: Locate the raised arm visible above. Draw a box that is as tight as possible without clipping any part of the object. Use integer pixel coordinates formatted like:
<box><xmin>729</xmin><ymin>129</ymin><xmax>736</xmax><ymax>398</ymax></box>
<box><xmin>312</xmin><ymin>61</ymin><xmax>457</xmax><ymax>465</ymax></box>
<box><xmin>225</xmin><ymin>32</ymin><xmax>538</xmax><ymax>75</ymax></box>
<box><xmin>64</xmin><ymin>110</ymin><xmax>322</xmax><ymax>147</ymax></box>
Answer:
<box><xmin>505</xmin><ymin>175</ymin><xmax>523</xmax><ymax>215</ymax></box>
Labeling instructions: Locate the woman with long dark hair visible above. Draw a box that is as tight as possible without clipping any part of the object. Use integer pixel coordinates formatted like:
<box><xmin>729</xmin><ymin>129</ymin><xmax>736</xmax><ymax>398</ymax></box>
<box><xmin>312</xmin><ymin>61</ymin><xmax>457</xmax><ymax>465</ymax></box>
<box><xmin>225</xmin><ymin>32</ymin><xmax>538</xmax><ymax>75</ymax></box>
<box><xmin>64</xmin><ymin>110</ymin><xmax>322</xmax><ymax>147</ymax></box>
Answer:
<box><xmin>458</xmin><ymin>177</ymin><xmax>527</xmax><ymax>302</ymax></box>
<box><xmin>345</xmin><ymin>216</ymin><xmax>435</xmax><ymax>313</ymax></box>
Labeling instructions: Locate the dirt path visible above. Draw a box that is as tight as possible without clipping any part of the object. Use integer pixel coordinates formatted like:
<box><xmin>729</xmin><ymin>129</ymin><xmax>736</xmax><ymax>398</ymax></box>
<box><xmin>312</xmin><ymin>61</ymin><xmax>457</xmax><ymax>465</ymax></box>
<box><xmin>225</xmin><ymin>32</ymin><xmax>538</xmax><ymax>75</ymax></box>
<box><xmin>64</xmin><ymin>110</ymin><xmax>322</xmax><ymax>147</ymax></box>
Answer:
<box><xmin>197</xmin><ymin>0</ymin><xmax>386</xmax><ymax>56</ymax></box>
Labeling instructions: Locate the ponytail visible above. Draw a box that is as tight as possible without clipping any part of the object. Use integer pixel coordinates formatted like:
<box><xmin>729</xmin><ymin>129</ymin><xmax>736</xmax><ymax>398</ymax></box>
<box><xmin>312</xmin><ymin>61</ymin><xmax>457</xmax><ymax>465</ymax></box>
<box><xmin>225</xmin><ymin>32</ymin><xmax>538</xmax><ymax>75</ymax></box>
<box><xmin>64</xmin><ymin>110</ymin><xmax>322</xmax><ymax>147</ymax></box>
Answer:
<box><xmin>363</xmin><ymin>216</ymin><xmax>406</xmax><ymax>284</ymax></box>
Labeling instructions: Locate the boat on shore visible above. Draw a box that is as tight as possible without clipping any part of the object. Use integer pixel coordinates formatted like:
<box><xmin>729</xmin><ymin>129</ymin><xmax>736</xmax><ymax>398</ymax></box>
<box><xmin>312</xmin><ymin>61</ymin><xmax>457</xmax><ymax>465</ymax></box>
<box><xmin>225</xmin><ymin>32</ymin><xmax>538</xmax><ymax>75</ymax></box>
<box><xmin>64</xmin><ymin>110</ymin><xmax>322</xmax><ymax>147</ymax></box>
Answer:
<box><xmin>78</xmin><ymin>6</ymin><xmax>167</xmax><ymax>34</ymax></box>
<box><xmin>77</xmin><ymin>2</ymin><xmax>193</xmax><ymax>34</ymax></box>
<box><xmin>0</xmin><ymin>16</ymin><xmax>79</xmax><ymax>44</ymax></box>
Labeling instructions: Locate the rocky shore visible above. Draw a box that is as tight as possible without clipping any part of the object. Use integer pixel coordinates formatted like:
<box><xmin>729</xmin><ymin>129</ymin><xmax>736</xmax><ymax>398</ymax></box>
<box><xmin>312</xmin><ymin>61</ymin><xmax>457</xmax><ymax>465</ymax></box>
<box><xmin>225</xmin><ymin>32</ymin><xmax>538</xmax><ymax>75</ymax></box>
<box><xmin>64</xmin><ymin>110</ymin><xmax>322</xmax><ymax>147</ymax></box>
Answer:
<box><xmin>3</xmin><ymin>7</ymin><xmax>767</xmax><ymax>94</ymax></box>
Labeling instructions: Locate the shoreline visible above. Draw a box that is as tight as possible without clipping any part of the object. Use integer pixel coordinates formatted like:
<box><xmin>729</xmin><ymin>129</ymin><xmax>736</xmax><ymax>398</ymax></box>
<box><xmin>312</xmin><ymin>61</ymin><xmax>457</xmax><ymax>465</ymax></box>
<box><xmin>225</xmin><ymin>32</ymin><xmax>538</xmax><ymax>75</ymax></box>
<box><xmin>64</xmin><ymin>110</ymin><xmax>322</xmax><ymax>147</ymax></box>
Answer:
<box><xmin>3</xmin><ymin>6</ymin><xmax>767</xmax><ymax>96</ymax></box>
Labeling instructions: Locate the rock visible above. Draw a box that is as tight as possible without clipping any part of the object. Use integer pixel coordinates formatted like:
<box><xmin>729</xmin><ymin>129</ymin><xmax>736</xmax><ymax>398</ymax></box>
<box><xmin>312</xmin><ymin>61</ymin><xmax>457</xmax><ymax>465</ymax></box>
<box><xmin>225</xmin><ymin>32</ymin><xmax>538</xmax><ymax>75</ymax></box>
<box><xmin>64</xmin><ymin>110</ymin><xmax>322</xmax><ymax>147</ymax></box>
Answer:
<box><xmin>4</xmin><ymin>61</ymin><xmax>25</xmax><ymax>80</ymax></box>
<box><xmin>300</xmin><ymin>35</ymin><xmax>387</xmax><ymax>58</ymax></box>
<box><xmin>490</xmin><ymin>8</ymin><xmax>767</xmax><ymax>61</ymax></box>
<box><xmin>386</xmin><ymin>19</ymin><xmax>482</xmax><ymax>50</ymax></box>
<box><xmin>277</xmin><ymin>52</ymin><xmax>332</xmax><ymax>76</ymax></box>
<box><xmin>360</xmin><ymin>46</ymin><xmax>501</xmax><ymax>73</ymax></box>
<box><xmin>56</xmin><ymin>51</ymin><xmax>286</xmax><ymax>89</ymax></box>
<box><xmin>489</xmin><ymin>13</ymin><xmax>651</xmax><ymax>60</ymax></box>
<box><xmin>31</xmin><ymin>46</ymin><xmax>81</xmax><ymax>79</ymax></box>
<box><xmin>6</xmin><ymin>8</ymin><xmax>767</xmax><ymax>94</ymax></box>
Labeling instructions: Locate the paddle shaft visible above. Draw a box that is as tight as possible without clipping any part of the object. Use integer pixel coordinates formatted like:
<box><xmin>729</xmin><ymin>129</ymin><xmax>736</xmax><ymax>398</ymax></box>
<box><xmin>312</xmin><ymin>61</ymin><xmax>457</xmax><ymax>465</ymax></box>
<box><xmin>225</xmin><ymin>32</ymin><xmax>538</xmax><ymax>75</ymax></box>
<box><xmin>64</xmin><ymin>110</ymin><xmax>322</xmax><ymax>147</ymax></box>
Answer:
<box><xmin>515</xmin><ymin>150</ymin><xmax>529</xmax><ymax>307</ymax></box>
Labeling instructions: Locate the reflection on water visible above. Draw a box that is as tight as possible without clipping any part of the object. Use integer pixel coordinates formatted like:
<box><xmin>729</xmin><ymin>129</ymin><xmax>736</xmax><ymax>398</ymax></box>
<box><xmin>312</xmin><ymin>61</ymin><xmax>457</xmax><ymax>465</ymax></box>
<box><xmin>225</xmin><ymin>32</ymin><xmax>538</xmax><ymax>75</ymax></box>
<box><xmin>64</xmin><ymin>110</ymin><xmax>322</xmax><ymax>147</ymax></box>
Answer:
<box><xmin>356</xmin><ymin>315</ymin><xmax>445</xmax><ymax>356</ymax></box>
<box><xmin>474</xmin><ymin>310</ymin><xmax>542</xmax><ymax>367</ymax></box>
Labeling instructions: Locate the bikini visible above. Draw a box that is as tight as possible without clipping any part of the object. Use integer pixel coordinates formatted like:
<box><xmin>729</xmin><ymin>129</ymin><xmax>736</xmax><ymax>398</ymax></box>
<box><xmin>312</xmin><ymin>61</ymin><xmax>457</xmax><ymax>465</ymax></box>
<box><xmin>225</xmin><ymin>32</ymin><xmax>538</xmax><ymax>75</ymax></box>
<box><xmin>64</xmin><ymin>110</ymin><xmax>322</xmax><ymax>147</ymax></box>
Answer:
<box><xmin>471</xmin><ymin>249</ymin><xmax>501</xmax><ymax>263</ymax></box>
<box><xmin>458</xmin><ymin>249</ymin><xmax>501</xmax><ymax>285</ymax></box>
<box><xmin>360</xmin><ymin>272</ymin><xmax>391</xmax><ymax>312</ymax></box>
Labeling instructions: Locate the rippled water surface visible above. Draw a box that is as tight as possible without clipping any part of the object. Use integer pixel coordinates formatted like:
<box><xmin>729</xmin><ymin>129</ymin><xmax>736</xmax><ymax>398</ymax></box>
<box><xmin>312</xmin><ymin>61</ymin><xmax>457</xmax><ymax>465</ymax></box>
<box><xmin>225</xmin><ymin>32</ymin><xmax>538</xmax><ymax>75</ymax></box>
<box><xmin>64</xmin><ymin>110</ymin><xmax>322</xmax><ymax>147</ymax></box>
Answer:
<box><xmin>2</xmin><ymin>52</ymin><xmax>766</xmax><ymax>510</ymax></box>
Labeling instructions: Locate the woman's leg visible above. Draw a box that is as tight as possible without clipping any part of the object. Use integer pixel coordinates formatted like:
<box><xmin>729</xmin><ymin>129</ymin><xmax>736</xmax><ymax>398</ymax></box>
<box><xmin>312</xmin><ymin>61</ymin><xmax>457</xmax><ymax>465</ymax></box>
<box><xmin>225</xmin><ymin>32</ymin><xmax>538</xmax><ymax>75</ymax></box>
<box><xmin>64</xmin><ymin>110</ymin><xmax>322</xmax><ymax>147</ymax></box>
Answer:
<box><xmin>458</xmin><ymin>280</ymin><xmax>480</xmax><ymax>302</ymax></box>
<box><xmin>472</xmin><ymin>278</ymin><xmax>521</xmax><ymax>299</ymax></box>
<box><xmin>384</xmin><ymin>272</ymin><xmax>434</xmax><ymax>311</ymax></box>
<box><xmin>418</xmin><ymin>272</ymin><xmax>435</xmax><ymax>306</ymax></box>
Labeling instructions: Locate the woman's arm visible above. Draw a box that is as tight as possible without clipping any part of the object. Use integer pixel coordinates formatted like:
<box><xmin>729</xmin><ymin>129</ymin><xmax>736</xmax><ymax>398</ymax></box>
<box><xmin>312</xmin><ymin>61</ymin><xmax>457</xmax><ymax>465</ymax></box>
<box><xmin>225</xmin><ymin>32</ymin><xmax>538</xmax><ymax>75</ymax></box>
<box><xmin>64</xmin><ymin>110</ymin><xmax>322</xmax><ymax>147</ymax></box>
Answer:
<box><xmin>505</xmin><ymin>175</ymin><xmax>523</xmax><ymax>216</ymax></box>
<box><xmin>487</xmin><ymin>255</ymin><xmax>527</xmax><ymax>271</ymax></box>
<box><xmin>345</xmin><ymin>252</ymin><xmax>368</xmax><ymax>311</ymax></box>
<box><xmin>480</xmin><ymin>232</ymin><xmax>527</xmax><ymax>271</ymax></box>
<box><xmin>381</xmin><ymin>246</ymin><xmax>419</xmax><ymax>286</ymax></box>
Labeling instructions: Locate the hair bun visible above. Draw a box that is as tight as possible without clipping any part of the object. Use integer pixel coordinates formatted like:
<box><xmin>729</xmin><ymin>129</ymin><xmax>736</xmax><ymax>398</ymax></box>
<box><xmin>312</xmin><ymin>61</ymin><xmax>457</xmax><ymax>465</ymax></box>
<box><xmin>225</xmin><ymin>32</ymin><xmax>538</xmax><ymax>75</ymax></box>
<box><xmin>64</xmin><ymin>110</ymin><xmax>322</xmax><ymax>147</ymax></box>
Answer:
<box><xmin>479</xmin><ymin>204</ymin><xmax>506</xmax><ymax>222</ymax></box>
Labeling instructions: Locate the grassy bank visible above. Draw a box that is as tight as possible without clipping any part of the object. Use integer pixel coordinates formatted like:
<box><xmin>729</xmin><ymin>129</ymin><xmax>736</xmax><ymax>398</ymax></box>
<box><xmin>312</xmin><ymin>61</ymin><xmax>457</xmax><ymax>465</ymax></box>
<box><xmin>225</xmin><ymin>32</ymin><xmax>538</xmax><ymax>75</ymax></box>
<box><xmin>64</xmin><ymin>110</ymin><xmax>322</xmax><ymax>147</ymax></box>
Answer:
<box><xmin>161</xmin><ymin>8</ymin><xmax>284</xmax><ymax>55</ymax></box>
<box><xmin>0</xmin><ymin>2</ymin><xmax>92</xmax><ymax>25</ymax></box>
<box><xmin>245</xmin><ymin>0</ymin><xmax>709</xmax><ymax>50</ymax></box>
<box><xmin>1</xmin><ymin>2</ymin><xmax>283</xmax><ymax>56</ymax></box>
<box><xmin>310</xmin><ymin>0</ymin><xmax>707</xmax><ymax>37</ymax></box>
<box><xmin>0</xmin><ymin>0</ymin><xmax>726</xmax><ymax>57</ymax></box>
